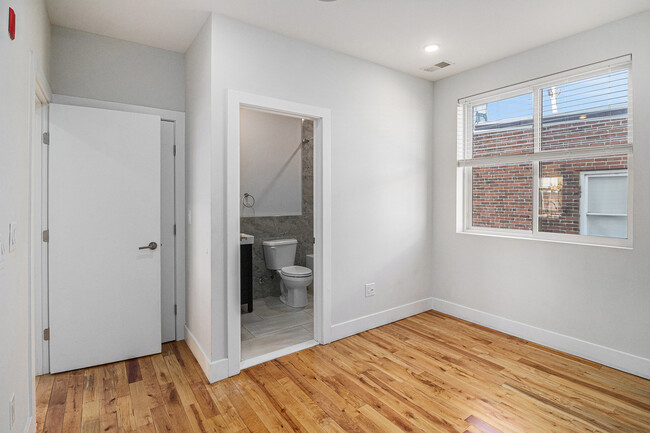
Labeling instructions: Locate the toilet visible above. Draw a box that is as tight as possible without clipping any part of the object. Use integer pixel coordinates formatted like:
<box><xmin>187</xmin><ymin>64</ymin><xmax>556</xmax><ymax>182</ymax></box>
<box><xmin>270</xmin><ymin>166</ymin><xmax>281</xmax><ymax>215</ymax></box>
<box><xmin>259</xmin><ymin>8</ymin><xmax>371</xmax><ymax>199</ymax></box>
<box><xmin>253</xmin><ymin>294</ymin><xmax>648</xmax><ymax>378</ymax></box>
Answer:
<box><xmin>262</xmin><ymin>239</ymin><xmax>313</xmax><ymax>308</ymax></box>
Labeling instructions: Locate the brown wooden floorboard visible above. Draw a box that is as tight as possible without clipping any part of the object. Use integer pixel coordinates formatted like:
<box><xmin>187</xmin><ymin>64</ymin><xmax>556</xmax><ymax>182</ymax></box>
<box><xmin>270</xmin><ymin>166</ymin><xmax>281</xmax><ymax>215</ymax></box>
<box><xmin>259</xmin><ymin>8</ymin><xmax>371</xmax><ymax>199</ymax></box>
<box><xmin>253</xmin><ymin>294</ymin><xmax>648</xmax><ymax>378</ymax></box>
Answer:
<box><xmin>36</xmin><ymin>311</ymin><xmax>650</xmax><ymax>432</ymax></box>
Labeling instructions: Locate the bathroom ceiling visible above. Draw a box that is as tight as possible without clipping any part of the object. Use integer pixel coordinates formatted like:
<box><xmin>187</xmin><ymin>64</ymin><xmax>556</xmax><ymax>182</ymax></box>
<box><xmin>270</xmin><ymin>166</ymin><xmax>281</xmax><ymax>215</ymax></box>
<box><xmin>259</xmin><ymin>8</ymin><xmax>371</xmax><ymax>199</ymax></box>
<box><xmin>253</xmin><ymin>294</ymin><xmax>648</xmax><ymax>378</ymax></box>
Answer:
<box><xmin>45</xmin><ymin>0</ymin><xmax>650</xmax><ymax>81</ymax></box>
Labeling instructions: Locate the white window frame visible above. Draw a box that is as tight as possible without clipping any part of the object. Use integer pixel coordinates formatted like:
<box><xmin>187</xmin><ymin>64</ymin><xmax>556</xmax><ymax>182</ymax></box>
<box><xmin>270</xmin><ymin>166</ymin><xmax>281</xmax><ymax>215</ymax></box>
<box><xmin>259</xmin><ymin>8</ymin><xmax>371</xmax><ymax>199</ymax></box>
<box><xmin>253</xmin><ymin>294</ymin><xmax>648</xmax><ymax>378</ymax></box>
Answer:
<box><xmin>580</xmin><ymin>170</ymin><xmax>628</xmax><ymax>237</ymax></box>
<box><xmin>457</xmin><ymin>55</ymin><xmax>633</xmax><ymax>248</ymax></box>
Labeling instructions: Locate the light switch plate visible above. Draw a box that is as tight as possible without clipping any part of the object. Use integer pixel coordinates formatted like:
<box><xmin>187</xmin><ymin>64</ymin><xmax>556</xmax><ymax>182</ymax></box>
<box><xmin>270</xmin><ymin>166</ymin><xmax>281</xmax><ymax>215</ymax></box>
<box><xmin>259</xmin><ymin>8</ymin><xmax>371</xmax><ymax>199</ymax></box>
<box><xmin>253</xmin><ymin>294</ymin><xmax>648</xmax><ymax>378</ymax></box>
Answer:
<box><xmin>8</xmin><ymin>223</ymin><xmax>16</xmax><ymax>253</ymax></box>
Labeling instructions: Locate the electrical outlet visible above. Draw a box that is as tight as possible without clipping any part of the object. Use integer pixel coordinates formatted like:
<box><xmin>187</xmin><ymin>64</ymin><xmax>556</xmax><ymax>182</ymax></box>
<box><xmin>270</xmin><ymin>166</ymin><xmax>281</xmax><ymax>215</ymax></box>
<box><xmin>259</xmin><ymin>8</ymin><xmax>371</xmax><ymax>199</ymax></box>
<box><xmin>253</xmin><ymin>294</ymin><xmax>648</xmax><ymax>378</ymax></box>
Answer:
<box><xmin>365</xmin><ymin>283</ymin><xmax>376</xmax><ymax>297</ymax></box>
<box><xmin>8</xmin><ymin>223</ymin><xmax>17</xmax><ymax>253</ymax></box>
<box><xmin>9</xmin><ymin>393</ymin><xmax>15</xmax><ymax>430</ymax></box>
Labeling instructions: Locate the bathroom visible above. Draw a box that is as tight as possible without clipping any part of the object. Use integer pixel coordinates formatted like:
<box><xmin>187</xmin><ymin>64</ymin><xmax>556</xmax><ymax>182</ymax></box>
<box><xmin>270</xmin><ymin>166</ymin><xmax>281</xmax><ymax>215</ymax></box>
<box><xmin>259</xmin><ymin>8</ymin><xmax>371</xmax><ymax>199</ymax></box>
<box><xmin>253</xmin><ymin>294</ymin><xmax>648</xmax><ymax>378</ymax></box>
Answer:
<box><xmin>239</xmin><ymin>108</ymin><xmax>315</xmax><ymax>363</ymax></box>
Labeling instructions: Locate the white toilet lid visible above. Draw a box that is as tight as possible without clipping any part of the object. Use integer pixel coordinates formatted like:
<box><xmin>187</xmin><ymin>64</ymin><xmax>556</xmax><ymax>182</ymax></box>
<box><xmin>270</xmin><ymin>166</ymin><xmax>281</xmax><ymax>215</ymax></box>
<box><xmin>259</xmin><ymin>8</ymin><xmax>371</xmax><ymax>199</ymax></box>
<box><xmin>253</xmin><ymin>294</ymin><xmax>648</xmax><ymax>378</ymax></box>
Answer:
<box><xmin>281</xmin><ymin>265</ymin><xmax>312</xmax><ymax>277</ymax></box>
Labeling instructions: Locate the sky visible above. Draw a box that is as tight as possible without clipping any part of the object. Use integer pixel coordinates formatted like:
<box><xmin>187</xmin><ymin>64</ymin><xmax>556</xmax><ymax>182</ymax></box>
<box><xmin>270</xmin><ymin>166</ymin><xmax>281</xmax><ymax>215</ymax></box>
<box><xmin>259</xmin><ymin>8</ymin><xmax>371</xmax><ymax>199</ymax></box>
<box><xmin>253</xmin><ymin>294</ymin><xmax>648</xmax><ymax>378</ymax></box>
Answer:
<box><xmin>473</xmin><ymin>70</ymin><xmax>628</xmax><ymax>125</ymax></box>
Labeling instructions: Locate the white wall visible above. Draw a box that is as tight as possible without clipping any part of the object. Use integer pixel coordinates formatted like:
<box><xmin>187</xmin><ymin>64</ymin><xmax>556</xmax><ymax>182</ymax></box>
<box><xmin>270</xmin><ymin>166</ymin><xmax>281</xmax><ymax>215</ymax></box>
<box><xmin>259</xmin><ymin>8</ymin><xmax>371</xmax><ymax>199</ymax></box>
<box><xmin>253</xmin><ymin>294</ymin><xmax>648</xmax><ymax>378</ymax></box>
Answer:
<box><xmin>431</xmin><ymin>11</ymin><xmax>650</xmax><ymax>378</ymax></box>
<box><xmin>51</xmin><ymin>26</ymin><xmax>185</xmax><ymax>111</ymax></box>
<box><xmin>26</xmin><ymin>0</ymin><xmax>51</xmax><ymax>80</ymax></box>
<box><xmin>0</xmin><ymin>0</ymin><xmax>50</xmax><ymax>431</ymax></box>
<box><xmin>184</xmin><ymin>17</ymin><xmax>214</xmax><ymax>364</ymax></box>
<box><xmin>199</xmin><ymin>13</ymin><xmax>434</xmax><ymax>365</ymax></box>
<box><xmin>240</xmin><ymin>109</ymin><xmax>303</xmax><ymax>217</ymax></box>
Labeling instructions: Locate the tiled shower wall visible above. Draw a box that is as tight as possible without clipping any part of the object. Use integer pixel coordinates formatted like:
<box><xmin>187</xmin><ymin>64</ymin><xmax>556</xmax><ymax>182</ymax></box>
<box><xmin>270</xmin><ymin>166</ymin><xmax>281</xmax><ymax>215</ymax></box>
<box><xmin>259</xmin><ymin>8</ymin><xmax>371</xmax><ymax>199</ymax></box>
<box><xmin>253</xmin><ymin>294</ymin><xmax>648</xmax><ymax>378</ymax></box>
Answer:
<box><xmin>240</xmin><ymin>120</ymin><xmax>314</xmax><ymax>299</ymax></box>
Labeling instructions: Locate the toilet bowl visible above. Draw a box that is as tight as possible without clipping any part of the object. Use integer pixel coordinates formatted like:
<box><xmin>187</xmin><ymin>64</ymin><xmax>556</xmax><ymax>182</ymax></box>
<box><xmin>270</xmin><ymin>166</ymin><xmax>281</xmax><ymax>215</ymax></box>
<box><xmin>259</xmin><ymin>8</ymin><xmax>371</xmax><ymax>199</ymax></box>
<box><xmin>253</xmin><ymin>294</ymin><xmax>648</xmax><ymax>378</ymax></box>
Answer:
<box><xmin>277</xmin><ymin>266</ymin><xmax>313</xmax><ymax>307</ymax></box>
<box><xmin>262</xmin><ymin>239</ymin><xmax>312</xmax><ymax>308</ymax></box>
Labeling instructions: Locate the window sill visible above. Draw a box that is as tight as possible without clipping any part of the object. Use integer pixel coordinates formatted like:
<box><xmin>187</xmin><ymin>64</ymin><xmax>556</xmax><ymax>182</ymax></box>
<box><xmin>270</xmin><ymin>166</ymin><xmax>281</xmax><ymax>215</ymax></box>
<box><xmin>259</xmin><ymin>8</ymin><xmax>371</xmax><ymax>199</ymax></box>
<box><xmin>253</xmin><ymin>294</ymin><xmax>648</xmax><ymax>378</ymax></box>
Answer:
<box><xmin>457</xmin><ymin>228</ymin><xmax>633</xmax><ymax>250</ymax></box>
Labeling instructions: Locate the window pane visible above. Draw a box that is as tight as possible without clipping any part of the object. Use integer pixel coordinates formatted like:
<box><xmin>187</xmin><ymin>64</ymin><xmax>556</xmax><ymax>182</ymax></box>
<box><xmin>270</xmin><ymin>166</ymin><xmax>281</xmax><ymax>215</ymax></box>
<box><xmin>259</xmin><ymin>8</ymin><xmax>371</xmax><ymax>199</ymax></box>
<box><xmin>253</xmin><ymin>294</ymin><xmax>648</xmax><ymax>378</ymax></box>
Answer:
<box><xmin>586</xmin><ymin>215</ymin><xmax>627</xmax><ymax>239</ymax></box>
<box><xmin>472</xmin><ymin>163</ymin><xmax>533</xmax><ymax>230</ymax></box>
<box><xmin>541</xmin><ymin>71</ymin><xmax>628</xmax><ymax>151</ymax></box>
<box><xmin>538</xmin><ymin>155</ymin><xmax>628</xmax><ymax>237</ymax></box>
<box><xmin>587</xmin><ymin>175</ymin><xmax>627</xmax><ymax>214</ymax></box>
<box><xmin>472</xmin><ymin>93</ymin><xmax>533</xmax><ymax>158</ymax></box>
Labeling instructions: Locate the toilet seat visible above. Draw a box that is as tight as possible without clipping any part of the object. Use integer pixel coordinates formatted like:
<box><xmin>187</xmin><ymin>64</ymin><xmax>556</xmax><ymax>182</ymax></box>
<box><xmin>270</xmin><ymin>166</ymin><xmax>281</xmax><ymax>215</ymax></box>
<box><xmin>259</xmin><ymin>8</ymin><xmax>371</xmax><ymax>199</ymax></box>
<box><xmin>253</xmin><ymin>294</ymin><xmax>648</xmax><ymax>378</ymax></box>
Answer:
<box><xmin>280</xmin><ymin>265</ymin><xmax>312</xmax><ymax>278</ymax></box>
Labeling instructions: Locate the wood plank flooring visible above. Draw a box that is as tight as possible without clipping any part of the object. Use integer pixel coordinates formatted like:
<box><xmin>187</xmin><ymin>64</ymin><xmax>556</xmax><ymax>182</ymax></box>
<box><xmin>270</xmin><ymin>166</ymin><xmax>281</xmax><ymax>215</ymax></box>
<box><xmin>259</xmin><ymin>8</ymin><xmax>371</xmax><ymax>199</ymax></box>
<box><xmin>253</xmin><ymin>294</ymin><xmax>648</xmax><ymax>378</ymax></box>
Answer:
<box><xmin>36</xmin><ymin>311</ymin><xmax>650</xmax><ymax>432</ymax></box>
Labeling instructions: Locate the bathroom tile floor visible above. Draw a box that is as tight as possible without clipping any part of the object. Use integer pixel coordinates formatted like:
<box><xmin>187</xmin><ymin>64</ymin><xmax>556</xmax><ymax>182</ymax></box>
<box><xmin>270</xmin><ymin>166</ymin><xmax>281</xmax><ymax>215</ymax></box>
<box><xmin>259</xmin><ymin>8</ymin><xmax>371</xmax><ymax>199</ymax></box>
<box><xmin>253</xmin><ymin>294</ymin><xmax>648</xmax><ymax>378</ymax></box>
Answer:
<box><xmin>241</xmin><ymin>295</ymin><xmax>314</xmax><ymax>361</ymax></box>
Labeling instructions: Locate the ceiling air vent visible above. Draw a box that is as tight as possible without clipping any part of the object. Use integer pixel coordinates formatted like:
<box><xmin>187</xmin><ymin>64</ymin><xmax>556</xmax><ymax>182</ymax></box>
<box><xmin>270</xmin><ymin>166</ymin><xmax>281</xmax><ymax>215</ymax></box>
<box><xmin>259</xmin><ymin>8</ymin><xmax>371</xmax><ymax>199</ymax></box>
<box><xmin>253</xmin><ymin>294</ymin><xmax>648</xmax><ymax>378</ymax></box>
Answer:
<box><xmin>421</xmin><ymin>61</ymin><xmax>452</xmax><ymax>73</ymax></box>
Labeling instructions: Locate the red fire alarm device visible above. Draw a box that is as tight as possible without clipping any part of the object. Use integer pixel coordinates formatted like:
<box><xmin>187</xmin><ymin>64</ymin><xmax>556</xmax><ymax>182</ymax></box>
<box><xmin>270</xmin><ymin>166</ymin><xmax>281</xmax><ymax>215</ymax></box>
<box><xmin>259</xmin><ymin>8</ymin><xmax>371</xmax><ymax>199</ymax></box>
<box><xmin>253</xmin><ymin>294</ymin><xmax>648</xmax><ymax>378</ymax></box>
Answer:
<box><xmin>8</xmin><ymin>7</ymin><xmax>16</xmax><ymax>40</ymax></box>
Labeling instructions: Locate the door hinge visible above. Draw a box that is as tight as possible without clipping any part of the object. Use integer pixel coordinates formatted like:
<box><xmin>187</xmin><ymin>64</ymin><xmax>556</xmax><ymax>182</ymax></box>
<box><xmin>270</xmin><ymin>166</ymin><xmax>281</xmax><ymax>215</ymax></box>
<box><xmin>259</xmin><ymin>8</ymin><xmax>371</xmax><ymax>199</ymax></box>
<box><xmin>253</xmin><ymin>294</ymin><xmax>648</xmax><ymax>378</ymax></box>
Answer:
<box><xmin>173</xmin><ymin>145</ymin><xmax>176</xmax><ymax>156</ymax></box>
<box><xmin>42</xmin><ymin>132</ymin><xmax>49</xmax><ymax>145</ymax></box>
<box><xmin>313</xmin><ymin>237</ymin><xmax>316</xmax><ymax>244</ymax></box>
<box><xmin>43</xmin><ymin>328</ymin><xmax>50</xmax><ymax>341</ymax></box>
<box><xmin>173</xmin><ymin>224</ymin><xmax>176</xmax><ymax>236</ymax></box>
<box><xmin>174</xmin><ymin>305</ymin><xmax>177</xmax><ymax>316</ymax></box>
<box><xmin>42</xmin><ymin>229</ymin><xmax>49</xmax><ymax>243</ymax></box>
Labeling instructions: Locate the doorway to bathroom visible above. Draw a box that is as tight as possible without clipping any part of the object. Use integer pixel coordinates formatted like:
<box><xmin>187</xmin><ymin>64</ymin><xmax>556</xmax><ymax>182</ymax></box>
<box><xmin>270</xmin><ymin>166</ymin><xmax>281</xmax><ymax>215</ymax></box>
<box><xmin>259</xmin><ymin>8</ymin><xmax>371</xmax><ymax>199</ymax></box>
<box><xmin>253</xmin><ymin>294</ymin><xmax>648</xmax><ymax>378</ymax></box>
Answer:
<box><xmin>239</xmin><ymin>109</ymin><xmax>315</xmax><ymax>365</ymax></box>
<box><xmin>226</xmin><ymin>91</ymin><xmax>332</xmax><ymax>375</ymax></box>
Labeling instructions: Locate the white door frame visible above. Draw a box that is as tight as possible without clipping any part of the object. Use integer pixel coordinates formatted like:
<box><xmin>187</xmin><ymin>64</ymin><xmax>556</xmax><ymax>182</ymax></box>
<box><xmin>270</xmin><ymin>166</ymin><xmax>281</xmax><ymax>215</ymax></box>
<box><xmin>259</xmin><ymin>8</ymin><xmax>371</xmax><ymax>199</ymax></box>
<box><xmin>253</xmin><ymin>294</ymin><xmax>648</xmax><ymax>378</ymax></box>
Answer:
<box><xmin>47</xmin><ymin>94</ymin><xmax>187</xmax><ymax>343</ymax></box>
<box><xmin>28</xmin><ymin>52</ymin><xmax>51</xmax><ymax>430</ymax></box>
<box><xmin>226</xmin><ymin>90</ymin><xmax>332</xmax><ymax>376</ymax></box>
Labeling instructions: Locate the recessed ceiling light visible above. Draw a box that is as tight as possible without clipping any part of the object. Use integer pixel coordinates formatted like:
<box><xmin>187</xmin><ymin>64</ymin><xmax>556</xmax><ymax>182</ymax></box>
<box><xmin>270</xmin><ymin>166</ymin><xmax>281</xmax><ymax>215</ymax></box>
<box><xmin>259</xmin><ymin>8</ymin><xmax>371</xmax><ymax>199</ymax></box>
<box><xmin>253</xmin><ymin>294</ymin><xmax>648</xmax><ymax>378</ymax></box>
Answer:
<box><xmin>424</xmin><ymin>44</ymin><xmax>440</xmax><ymax>53</ymax></box>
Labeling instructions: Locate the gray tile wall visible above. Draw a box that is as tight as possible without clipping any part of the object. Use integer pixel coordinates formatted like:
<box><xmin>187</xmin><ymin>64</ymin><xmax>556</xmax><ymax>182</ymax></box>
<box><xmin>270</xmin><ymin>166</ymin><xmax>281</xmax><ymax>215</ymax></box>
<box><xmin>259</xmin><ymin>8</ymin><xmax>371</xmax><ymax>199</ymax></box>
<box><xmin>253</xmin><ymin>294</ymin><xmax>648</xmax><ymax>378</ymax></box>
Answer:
<box><xmin>240</xmin><ymin>120</ymin><xmax>314</xmax><ymax>299</ymax></box>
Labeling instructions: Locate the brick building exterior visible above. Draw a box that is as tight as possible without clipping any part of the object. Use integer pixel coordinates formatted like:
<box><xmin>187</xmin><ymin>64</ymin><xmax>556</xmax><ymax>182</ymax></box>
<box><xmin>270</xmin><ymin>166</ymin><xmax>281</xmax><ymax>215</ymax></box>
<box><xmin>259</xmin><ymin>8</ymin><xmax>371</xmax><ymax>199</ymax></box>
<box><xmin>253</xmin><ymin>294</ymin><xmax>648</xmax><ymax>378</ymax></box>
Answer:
<box><xmin>471</xmin><ymin>114</ymin><xmax>628</xmax><ymax>233</ymax></box>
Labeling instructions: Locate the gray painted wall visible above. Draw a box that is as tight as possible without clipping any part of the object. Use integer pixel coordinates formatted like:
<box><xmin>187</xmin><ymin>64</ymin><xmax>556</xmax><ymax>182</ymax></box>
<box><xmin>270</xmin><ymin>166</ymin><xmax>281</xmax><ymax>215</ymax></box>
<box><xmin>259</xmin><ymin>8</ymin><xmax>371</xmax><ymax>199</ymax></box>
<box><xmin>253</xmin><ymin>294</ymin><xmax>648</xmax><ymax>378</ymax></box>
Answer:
<box><xmin>51</xmin><ymin>26</ymin><xmax>185</xmax><ymax>111</ymax></box>
<box><xmin>431</xmin><ymin>11</ymin><xmax>650</xmax><ymax>370</ymax></box>
<box><xmin>240</xmin><ymin>120</ymin><xmax>314</xmax><ymax>300</ymax></box>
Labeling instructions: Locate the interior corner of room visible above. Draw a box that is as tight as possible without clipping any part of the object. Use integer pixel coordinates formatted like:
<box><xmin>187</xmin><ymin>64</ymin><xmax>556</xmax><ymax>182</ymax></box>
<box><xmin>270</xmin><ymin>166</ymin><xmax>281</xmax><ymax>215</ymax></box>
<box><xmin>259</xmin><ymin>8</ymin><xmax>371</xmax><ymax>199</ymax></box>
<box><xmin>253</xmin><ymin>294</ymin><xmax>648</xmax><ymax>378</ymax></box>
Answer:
<box><xmin>2</xmin><ymin>2</ymin><xmax>650</xmax><ymax>433</ymax></box>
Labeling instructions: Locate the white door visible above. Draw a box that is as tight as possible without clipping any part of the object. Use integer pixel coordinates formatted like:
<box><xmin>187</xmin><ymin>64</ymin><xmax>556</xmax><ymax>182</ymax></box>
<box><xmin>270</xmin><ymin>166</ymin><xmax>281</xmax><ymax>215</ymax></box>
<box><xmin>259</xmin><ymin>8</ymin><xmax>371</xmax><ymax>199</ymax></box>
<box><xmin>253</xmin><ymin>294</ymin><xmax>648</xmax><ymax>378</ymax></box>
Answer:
<box><xmin>161</xmin><ymin>121</ymin><xmax>176</xmax><ymax>342</ymax></box>
<box><xmin>48</xmin><ymin>104</ymin><xmax>162</xmax><ymax>373</ymax></box>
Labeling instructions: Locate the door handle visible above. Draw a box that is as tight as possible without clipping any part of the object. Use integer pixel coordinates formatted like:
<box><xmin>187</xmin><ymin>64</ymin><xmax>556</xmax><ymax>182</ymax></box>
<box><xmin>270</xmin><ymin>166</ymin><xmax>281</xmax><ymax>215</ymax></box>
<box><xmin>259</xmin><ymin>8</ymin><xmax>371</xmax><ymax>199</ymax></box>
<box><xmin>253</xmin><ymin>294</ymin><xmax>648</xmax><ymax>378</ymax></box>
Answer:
<box><xmin>139</xmin><ymin>242</ymin><xmax>158</xmax><ymax>250</ymax></box>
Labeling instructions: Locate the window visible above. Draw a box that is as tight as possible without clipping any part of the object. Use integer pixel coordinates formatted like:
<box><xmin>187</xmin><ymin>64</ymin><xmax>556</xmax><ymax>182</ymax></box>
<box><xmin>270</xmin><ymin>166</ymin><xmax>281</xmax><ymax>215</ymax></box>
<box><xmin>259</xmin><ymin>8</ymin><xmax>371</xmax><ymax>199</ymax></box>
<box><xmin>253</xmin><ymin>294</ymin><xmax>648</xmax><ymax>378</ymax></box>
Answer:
<box><xmin>580</xmin><ymin>171</ymin><xmax>628</xmax><ymax>238</ymax></box>
<box><xmin>457</xmin><ymin>56</ymin><xmax>632</xmax><ymax>247</ymax></box>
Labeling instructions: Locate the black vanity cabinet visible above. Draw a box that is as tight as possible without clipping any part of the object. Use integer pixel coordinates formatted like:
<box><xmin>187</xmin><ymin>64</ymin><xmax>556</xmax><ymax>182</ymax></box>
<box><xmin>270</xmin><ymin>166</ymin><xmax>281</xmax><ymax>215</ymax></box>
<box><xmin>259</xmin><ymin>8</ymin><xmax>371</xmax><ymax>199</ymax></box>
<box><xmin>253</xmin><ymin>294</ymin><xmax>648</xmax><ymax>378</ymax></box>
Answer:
<box><xmin>240</xmin><ymin>243</ymin><xmax>253</xmax><ymax>312</ymax></box>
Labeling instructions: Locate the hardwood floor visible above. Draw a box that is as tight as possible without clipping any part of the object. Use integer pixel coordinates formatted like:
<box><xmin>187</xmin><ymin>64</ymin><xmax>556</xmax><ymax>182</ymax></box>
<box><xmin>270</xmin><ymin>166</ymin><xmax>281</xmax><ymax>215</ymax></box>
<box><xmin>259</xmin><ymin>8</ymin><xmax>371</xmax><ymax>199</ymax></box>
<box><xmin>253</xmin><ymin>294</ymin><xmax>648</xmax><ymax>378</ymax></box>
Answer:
<box><xmin>36</xmin><ymin>311</ymin><xmax>650</xmax><ymax>433</ymax></box>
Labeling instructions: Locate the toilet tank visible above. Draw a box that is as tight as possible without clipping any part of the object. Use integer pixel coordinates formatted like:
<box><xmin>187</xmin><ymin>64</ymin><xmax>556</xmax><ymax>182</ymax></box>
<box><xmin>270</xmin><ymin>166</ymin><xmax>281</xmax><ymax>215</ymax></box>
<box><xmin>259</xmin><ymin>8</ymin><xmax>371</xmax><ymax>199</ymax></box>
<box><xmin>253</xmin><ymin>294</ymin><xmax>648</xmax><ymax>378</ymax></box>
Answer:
<box><xmin>262</xmin><ymin>239</ymin><xmax>297</xmax><ymax>270</ymax></box>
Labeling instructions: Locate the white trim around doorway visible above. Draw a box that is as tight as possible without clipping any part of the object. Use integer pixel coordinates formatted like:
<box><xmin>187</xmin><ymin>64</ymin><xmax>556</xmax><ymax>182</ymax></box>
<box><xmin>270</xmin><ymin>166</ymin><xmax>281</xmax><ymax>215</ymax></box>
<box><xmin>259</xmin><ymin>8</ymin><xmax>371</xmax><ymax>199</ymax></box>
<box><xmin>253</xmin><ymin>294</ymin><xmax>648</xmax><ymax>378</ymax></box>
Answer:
<box><xmin>226</xmin><ymin>91</ymin><xmax>333</xmax><ymax>377</ymax></box>
<box><xmin>28</xmin><ymin>51</ymin><xmax>52</xmax><ymax>431</ymax></box>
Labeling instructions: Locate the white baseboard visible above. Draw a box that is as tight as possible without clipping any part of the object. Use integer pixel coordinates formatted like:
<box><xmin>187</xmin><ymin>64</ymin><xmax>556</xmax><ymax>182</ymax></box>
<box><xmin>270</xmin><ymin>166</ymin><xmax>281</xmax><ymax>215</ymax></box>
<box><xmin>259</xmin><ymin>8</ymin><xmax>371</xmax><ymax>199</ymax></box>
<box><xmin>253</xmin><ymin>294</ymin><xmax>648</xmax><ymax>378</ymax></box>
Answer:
<box><xmin>184</xmin><ymin>326</ymin><xmax>229</xmax><ymax>383</ymax></box>
<box><xmin>330</xmin><ymin>298</ymin><xmax>434</xmax><ymax>342</ymax></box>
<box><xmin>23</xmin><ymin>415</ymin><xmax>35</xmax><ymax>433</ymax></box>
<box><xmin>432</xmin><ymin>298</ymin><xmax>650</xmax><ymax>379</ymax></box>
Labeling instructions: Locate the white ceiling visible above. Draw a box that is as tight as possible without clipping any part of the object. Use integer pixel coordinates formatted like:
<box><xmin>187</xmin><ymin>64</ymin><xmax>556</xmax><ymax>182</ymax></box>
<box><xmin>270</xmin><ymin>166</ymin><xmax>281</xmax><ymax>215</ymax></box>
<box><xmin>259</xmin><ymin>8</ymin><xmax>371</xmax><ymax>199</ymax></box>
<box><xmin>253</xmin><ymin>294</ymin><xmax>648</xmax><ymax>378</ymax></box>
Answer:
<box><xmin>45</xmin><ymin>0</ymin><xmax>650</xmax><ymax>81</ymax></box>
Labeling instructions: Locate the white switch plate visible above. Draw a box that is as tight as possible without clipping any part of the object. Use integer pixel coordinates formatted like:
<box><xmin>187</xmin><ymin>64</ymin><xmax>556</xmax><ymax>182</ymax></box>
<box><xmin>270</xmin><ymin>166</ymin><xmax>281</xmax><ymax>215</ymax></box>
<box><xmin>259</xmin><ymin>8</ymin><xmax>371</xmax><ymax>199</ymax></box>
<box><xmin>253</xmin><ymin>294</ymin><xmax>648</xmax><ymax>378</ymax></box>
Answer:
<box><xmin>8</xmin><ymin>223</ymin><xmax>17</xmax><ymax>253</ymax></box>
<box><xmin>365</xmin><ymin>283</ymin><xmax>376</xmax><ymax>297</ymax></box>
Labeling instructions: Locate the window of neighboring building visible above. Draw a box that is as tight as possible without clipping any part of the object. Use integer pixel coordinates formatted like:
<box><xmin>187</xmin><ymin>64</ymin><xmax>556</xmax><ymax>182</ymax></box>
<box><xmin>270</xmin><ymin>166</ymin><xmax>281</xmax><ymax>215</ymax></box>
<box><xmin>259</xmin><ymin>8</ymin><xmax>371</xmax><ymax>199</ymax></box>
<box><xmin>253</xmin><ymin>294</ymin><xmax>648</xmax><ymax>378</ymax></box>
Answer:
<box><xmin>457</xmin><ymin>56</ymin><xmax>632</xmax><ymax>247</ymax></box>
<box><xmin>580</xmin><ymin>170</ymin><xmax>628</xmax><ymax>238</ymax></box>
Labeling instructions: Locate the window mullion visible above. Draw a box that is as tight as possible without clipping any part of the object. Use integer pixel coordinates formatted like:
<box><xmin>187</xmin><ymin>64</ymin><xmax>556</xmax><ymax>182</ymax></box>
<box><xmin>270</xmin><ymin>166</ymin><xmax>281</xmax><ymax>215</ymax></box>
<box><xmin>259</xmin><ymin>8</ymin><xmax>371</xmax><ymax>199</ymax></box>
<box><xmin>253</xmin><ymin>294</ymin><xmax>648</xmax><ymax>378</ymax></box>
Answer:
<box><xmin>464</xmin><ymin>103</ymin><xmax>473</xmax><ymax>231</ymax></box>
<box><xmin>533</xmin><ymin>86</ymin><xmax>542</xmax><ymax>153</ymax></box>
<box><xmin>533</xmin><ymin>161</ymin><xmax>540</xmax><ymax>235</ymax></box>
<box><xmin>532</xmin><ymin>87</ymin><xmax>542</xmax><ymax>234</ymax></box>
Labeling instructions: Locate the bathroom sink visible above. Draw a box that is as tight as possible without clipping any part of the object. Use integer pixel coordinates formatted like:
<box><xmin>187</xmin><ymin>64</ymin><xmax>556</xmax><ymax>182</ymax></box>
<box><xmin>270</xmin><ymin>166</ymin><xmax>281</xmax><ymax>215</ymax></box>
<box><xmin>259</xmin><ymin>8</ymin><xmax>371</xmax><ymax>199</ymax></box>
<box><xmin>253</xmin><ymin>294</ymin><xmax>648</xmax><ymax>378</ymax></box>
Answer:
<box><xmin>240</xmin><ymin>233</ymin><xmax>254</xmax><ymax>245</ymax></box>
